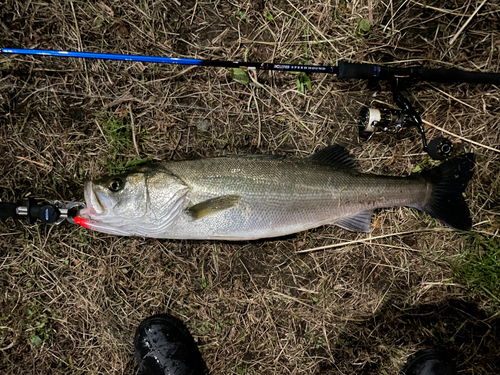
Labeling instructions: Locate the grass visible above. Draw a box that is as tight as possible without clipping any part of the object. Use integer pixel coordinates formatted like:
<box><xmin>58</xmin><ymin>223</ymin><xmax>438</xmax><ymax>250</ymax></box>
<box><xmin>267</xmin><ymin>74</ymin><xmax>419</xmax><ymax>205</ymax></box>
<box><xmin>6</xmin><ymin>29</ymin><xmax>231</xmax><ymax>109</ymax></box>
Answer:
<box><xmin>452</xmin><ymin>236</ymin><xmax>500</xmax><ymax>307</ymax></box>
<box><xmin>1</xmin><ymin>0</ymin><xmax>500</xmax><ymax>374</ymax></box>
<box><xmin>25</xmin><ymin>301</ymin><xmax>53</xmax><ymax>347</ymax></box>
<box><xmin>97</xmin><ymin>110</ymin><xmax>132</xmax><ymax>173</ymax></box>
<box><xmin>96</xmin><ymin>110</ymin><xmax>149</xmax><ymax>174</ymax></box>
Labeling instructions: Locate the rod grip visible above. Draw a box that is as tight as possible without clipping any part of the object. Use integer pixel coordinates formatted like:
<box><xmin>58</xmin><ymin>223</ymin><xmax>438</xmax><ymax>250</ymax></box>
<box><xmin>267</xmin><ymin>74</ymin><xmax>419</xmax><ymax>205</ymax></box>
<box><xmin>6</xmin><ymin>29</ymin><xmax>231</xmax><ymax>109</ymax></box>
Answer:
<box><xmin>337</xmin><ymin>61</ymin><xmax>381</xmax><ymax>79</ymax></box>
<box><xmin>419</xmin><ymin>68</ymin><xmax>500</xmax><ymax>84</ymax></box>
<box><xmin>338</xmin><ymin>61</ymin><xmax>500</xmax><ymax>85</ymax></box>
<box><xmin>0</xmin><ymin>203</ymin><xmax>22</xmax><ymax>220</ymax></box>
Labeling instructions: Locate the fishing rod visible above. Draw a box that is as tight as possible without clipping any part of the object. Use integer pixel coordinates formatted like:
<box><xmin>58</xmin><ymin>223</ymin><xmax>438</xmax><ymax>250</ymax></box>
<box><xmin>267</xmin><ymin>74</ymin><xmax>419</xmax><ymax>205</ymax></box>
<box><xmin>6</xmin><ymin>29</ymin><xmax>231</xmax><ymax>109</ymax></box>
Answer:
<box><xmin>3</xmin><ymin>48</ymin><xmax>500</xmax><ymax>159</ymax></box>
<box><xmin>4</xmin><ymin>48</ymin><xmax>500</xmax><ymax>83</ymax></box>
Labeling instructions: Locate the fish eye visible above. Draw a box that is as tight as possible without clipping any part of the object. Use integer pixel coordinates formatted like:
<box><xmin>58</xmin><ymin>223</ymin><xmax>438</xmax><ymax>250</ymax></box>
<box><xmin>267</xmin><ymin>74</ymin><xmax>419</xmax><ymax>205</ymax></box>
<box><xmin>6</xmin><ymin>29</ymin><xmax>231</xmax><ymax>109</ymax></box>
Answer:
<box><xmin>108</xmin><ymin>178</ymin><xmax>123</xmax><ymax>192</ymax></box>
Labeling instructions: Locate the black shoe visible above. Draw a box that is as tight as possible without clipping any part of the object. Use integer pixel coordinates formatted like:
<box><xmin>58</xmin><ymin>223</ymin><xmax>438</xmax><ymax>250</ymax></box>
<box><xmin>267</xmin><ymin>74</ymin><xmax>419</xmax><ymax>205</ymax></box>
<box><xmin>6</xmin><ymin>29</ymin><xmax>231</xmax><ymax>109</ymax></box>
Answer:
<box><xmin>400</xmin><ymin>349</ymin><xmax>456</xmax><ymax>375</ymax></box>
<box><xmin>134</xmin><ymin>313</ymin><xmax>206</xmax><ymax>375</ymax></box>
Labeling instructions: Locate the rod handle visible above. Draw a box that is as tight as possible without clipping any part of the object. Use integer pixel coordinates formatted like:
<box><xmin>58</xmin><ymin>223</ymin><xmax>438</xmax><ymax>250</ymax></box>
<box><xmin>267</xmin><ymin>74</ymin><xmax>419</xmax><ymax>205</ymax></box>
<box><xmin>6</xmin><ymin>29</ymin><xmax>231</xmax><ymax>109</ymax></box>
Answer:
<box><xmin>337</xmin><ymin>61</ymin><xmax>381</xmax><ymax>79</ymax></box>
<box><xmin>419</xmin><ymin>68</ymin><xmax>500</xmax><ymax>84</ymax></box>
<box><xmin>338</xmin><ymin>61</ymin><xmax>500</xmax><ymax>85</ymax></box>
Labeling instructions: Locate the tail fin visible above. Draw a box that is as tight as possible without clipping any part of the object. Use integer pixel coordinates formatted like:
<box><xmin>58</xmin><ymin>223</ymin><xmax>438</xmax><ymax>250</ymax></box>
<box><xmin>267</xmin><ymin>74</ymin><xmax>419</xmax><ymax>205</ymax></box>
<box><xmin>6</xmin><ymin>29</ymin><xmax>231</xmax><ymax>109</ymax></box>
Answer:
<box><xmin>417</xmin><ymin>154</ymin><xmax>475</xmax><ymax>230</ymax></box>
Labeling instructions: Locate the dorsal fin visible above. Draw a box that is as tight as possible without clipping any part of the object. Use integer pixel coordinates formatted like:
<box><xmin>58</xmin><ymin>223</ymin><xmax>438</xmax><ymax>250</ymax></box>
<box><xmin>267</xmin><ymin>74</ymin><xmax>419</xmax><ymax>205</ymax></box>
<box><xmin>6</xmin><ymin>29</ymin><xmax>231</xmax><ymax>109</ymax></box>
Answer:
<box><xmin>308</xmin><ymin>145</ymin><xmax>357</xmax><ymax>169</ymax></box>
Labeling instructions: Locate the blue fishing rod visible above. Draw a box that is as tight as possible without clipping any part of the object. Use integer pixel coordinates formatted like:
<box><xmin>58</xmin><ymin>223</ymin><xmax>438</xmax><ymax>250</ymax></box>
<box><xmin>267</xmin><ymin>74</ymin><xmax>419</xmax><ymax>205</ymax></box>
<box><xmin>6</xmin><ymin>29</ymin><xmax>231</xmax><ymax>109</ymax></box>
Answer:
<box><xmin>4</xmin><ymin>48</ymin><xmax>500</xmax><ymax>84</ymax></box>
<box><xmin>0</xmin><ymin>48</ymin><xmax>336</xmax><ymax>74</ymax></box>
<box><xmin>3</xmin><ymin>47</ymin><xmax>500</xmax><ymax>160</ymax></box>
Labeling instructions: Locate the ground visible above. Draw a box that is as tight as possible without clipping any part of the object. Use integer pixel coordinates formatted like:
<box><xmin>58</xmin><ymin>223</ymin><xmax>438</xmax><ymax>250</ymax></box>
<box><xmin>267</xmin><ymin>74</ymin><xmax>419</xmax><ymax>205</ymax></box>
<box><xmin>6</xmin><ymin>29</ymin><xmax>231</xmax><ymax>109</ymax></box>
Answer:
<box><xmin>1</xmin><ymin>0</ymin><xmax>500</xmax><ymax>374</ymax></box>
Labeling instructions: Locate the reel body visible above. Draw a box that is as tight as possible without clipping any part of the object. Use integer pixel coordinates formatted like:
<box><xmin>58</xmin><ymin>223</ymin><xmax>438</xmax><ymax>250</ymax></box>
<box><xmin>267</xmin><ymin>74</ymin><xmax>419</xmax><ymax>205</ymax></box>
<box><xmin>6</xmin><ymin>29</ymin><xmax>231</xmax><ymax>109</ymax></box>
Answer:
<box><xmin>357</xmin><ymin>84</ymin><xmax>453</xmax><ymax>160</ymax></box>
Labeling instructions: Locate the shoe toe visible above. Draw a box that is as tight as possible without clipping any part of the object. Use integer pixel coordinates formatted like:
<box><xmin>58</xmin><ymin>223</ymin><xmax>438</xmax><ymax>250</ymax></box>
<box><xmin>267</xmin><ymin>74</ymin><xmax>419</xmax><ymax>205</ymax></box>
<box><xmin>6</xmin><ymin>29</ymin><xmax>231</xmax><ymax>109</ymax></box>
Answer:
<box><xmin>134</xmin><ymin>314</ymin><xmax>205</xmax><ymax>375</ymax></box>
<box><xmin>401</xmin><ymin>349</ymin><xmax>456</xmax><ymax>375</ymax></box>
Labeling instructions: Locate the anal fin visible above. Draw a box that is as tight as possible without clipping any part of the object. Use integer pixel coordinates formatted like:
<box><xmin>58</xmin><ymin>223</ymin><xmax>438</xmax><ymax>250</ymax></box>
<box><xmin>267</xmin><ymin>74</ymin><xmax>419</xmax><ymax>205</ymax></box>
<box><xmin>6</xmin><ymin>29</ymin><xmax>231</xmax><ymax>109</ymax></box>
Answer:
<box><xmin>335</xmin><ymin>210</ymin><xmax>373</xmax><ymax>233</ymax></box>
<box><xmin>187</xmin><ymin>195</ymin><xmax>241</xmax><ymax>220</ymax></box>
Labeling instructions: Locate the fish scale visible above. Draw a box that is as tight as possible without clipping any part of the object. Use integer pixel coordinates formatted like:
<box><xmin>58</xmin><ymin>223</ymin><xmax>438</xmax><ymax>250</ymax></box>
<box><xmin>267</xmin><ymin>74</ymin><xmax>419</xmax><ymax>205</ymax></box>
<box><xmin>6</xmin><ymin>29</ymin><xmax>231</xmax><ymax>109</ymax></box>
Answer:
<box><xmin>163</xmin><ymin>158</ymin><xmax>426</xmax><ymax>239</ymax></box>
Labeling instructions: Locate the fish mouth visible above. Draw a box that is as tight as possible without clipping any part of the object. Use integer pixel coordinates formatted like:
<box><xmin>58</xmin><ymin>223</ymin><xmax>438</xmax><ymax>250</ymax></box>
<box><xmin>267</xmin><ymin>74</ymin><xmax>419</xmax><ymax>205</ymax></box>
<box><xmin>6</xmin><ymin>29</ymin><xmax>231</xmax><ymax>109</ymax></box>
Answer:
<box><xmin>80</xmin><ymin>181</ymin><xmax>105</xmax><ymax>217</ymax></box>
<box><xmin>78</xmin><ymin>181</ymin><xmax>129</xmax><ymax>235</ymax></box>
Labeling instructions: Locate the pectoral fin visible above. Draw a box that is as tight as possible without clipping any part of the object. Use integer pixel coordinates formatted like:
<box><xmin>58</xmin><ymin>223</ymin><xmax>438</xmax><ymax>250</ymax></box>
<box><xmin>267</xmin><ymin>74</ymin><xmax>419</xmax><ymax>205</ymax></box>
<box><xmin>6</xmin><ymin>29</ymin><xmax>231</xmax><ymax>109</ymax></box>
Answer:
<box><xmin>335</xmin><ymin>210</ymin><xmax>373</xmax><ymax>233</ymax></box>
<box><xmin>187</xmin><ymin>195</ymin><xmax>242</xmax><ymax>220</ymax></box>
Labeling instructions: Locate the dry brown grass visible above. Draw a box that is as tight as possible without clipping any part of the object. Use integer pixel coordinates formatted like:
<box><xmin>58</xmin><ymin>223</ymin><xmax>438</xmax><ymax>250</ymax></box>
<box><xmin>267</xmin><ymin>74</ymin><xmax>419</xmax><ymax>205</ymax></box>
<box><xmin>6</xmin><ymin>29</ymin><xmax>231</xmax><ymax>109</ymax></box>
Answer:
<box><xmin>1</xmin><ymin>0</ymin><xmax>500</xmax><ymax>374</ymax></box>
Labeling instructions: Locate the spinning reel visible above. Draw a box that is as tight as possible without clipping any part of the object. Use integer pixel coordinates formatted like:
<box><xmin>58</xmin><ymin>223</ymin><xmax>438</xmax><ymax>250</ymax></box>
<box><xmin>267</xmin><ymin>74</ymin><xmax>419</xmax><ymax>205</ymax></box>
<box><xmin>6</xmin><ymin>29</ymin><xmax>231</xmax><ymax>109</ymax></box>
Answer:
<box><xmin>357</xmin><ymin>82</ymin><xmax>453</xmax><ymax>160</ymax></box>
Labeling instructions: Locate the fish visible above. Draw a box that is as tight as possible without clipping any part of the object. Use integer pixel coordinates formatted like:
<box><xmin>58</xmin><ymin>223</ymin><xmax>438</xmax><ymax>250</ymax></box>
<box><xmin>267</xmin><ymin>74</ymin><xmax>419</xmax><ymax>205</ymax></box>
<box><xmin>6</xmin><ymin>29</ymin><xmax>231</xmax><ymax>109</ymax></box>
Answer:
<box><xmin>76</xmin><ymin>145</ymin><xmax>474</xmax><ymax>240</ymax></box>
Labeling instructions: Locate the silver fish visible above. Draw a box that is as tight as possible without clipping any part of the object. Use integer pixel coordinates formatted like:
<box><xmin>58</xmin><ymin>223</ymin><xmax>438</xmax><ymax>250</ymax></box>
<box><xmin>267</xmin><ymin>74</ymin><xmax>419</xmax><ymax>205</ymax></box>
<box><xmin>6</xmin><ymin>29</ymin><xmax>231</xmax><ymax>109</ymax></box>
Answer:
<box><xmin>78</xmin><ymin>145</ymin><xmax>474</xmax><ymax>240</ymax></box>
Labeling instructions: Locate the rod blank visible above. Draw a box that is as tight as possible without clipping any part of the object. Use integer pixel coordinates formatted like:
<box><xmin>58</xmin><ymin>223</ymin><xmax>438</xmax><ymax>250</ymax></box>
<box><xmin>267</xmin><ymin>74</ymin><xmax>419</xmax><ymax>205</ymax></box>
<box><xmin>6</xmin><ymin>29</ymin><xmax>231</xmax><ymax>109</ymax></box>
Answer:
<box><xmin>1</xmin><ymin>48</ymin><xmax>337</xmax><ymax>74</ymax></box>
<box><xmin>1</xmin><ymin>48</ymin><xmax>204</xmax><ymax>66</ymax></box>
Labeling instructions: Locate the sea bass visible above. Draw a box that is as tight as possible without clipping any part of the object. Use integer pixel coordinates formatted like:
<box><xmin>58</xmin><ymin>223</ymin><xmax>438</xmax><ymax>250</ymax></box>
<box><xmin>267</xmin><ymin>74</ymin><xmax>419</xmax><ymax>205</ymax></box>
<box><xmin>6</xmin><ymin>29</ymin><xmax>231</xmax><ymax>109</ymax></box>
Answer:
<box><xmin>77</xmin><ymin>145</ymin><xmax>474</xmax><ymax>240</ymax></box>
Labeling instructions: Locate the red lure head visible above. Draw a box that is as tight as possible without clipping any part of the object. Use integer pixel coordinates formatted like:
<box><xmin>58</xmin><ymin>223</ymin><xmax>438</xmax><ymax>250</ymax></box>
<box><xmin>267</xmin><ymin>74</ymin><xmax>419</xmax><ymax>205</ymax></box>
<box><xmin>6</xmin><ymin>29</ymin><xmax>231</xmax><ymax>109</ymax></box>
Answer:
<box><xmin>74</xmin><ymin>216</ymin><xmax>91</xmax><ymax>229</ymax></box>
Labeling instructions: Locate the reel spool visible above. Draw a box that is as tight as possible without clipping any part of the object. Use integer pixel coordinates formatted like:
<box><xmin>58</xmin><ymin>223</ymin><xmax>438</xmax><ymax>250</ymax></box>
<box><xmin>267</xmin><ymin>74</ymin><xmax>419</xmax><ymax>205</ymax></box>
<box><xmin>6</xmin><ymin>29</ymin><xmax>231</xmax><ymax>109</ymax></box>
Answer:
<box><xmin>358</xmin><ymin>107</ymin><xmax>407</xmax><ymax>137</ymax></box>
